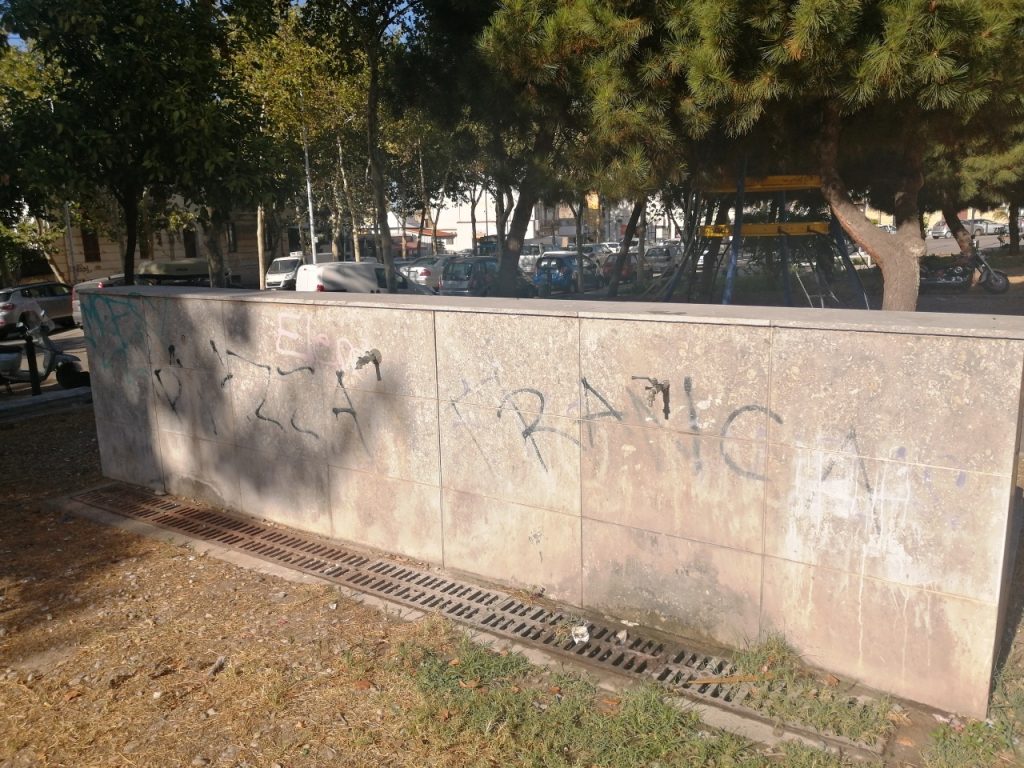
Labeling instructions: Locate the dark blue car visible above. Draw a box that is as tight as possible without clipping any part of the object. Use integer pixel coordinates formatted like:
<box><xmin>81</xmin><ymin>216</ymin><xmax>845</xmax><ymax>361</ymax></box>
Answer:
<box><xmin>532</xmin><ymin>252</ymin><xmax>604</xmax><ymax>295</ymax></box>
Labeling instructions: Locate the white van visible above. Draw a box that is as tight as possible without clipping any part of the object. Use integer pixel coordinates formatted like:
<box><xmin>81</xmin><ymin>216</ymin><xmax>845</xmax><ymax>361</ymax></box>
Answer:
<box><xmin>295</xmin><ymin>261</ymin><xmax>430</xmax><ymax>294</ymax></box>
<box><xmin>265</xmin><ymin>254</ymin><xmax>304</xmax><ymax>290</ymax></box>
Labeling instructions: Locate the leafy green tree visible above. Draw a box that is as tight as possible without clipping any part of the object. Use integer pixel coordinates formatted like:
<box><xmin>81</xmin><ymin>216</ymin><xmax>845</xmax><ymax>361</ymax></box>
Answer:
<box><xmin>1</xmin><ymin>0</ymin><xmax>278</xmax><ymax>285</ymax></box>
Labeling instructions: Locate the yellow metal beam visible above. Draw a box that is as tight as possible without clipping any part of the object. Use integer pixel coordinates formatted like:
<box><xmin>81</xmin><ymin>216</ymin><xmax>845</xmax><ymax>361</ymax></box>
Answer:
<box><xmin>705</xmin><ymin>175</ymin><xmax>822</xmax><ymax>193</ymax></box>
<box><xmin>700</xmin><ymin>222</ymin><xmax>830</xmax><ymax>238</ymax></box>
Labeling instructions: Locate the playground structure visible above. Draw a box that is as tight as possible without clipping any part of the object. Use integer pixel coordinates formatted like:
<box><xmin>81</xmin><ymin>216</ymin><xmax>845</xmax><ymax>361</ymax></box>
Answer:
<box><xmin>645</xmin><ymin>175</ymin><xmax>874</xmax><ymax>309</ymax></box>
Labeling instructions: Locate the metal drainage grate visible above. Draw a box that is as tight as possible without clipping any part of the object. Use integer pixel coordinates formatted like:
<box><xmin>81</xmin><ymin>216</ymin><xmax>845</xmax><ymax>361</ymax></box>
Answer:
<box><xmin>73</xmin><ymin>483</ymin><xmax>887</xmax><ymax>756</ymax></box>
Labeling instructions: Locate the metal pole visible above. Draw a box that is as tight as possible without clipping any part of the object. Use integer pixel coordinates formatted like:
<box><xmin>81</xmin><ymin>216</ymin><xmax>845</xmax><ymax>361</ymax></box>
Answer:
<box><xmin>25</xmin><ymin>335</ymin><xmax>41</xmax><ymax>396</ymax></box>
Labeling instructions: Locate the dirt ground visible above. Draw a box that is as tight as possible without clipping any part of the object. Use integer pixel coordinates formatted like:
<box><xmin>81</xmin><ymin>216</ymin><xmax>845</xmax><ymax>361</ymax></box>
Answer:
<box><xmin>0</xmin><ymin>409</ymin><xmax>474</xmax><ymax>768</ymax></box>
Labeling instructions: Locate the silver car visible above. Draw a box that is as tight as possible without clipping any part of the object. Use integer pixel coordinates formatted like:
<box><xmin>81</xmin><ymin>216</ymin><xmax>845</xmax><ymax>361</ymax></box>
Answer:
<box><xmin>71</xmin><ymin>274</ymin><xmax>125</xmax><ymax>325</ymax></box>
<box><xmin>405</xmin><ymin>255</ymin><xmax>451</xmax><ymax>292</ymax></box>
<box><xmin>0</xmin><ymin>282</ymin><xmax>74</xmax><ymax>337</ymax></box>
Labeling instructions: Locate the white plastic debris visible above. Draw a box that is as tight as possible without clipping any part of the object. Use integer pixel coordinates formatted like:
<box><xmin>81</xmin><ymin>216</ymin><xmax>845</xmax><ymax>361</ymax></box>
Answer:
<box><xmin>570</xmin><ymin>625</ymin><xmax>590</xmax><ymax>645</ymax></box>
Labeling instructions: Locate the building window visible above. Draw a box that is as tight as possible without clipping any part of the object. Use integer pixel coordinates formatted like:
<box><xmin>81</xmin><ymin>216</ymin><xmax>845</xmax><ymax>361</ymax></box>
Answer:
<box><xmin>81</xmin><ymin>229</ymin><xmax>101</xmax><ymax>262</ymax></box>
<box><xmin>227</xmin><ymin>222</ymin><xmax>238</xmax><ymax>253</ymax></box>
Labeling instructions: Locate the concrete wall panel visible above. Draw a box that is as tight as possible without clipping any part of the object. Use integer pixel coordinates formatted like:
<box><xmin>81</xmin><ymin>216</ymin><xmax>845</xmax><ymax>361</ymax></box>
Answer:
<box><xmin>761</xmin><ymin>556</ymin><xmax>997</xmax><ymax>718</ymax></box>
<box><xmin>322</xmin><ymin>390</ymin><xmax>439</xmax><ymax>486</ymax></box>
<box><xmin>329</xmin><ymin>466</ymin><xmax>442</xmax><ymax>563</ymax></box>
<box><xmin>435</xmin><ymin>312</ymin><xmax>580</xmax><ymax>417</ymax></box>
<box><xmin>439</xmin><ymin>400</ymin><xmax>581</xmax><ymax>515</ymax></box>
<box><xmin>159</xmin><ymin>429</ymin><xmax>240</xmax><ymax>510</ymax></box>
<box><xmin>582</xmin><ymin>519</ymin><xmax>761</xmax><ymax>645</ymax></box>
<box><xmin>443</xmin><ymin>488</ymin><xmax>582</xmax><ymax>604</ymax></box>
<box><xmin>765</xmin><ymin>444</ymin><xmax>1010</xmax><ymax>603</ymax></box>
<box><xmin>581</xmin><ymin>420</ymin><xmax>764</xmax><ymax>553</ymax></box>
<box><xmin>236</xmin><ymin>445</ymin><xmax>331</xmax><ymax>536</ymax></box>
<box><xmin>770</xmin><ymin>329</ymin><xmax>1024</xmax><ymax>475</ymax></box>
<box><xmin>579</xmin><ymin>319</ymin><xmax>772</xmax><ymax>439</ymax></box>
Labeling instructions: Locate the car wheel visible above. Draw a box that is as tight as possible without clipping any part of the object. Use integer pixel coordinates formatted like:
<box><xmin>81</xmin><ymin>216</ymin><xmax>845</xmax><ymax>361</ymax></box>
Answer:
<box><xmin>974</xmin><ymin>228</ymin><xmax>984</xmax><ymax>237</ymax></box>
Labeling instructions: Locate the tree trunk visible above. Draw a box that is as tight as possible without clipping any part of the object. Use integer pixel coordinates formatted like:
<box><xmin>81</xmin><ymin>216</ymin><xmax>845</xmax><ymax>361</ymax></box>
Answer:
<box><xmin>498</xmin><ymin>185</ymin><xmax>538</xmax><ymax>297</ymax></box>
<box><xmin>942</xmin><ymin>206</ymin><xmax>972</xmax><ymax>260</ymax></box>
<box><xmin>607</xmin><ymin>199</ymin><xmax>644</xmax><ymax>298</ymax></box>
<box><xmin>205</xmin><ymin>209</ymin><xmax>228</xmax><ymax>289</ymax></box>
<box><xmin>257</xmin><ymin>204</ymin><xmax>267</xmax><ymax>290</ymax></box>
<box><xmin>819</xmin><ymin>101</ymin><xmax>921</xmax><ymax>311</ymax></box>
<box><xmin>469</xmin><ymin>182</ymin><xmax>483</xmax><ymax>256</ymax></box>
<box><xmin>698</xmin><ymin>203</ymin><xmax>729</xmax><ymax>302</ymax></box>
<box><xmin>366</xmin><ymin>50</ymin><xmax>394</xmax><ymax>289</ymax></box>
<box><xmin>337</xmin><ymin>139</ymin><xmax>362</xmax><ymax>262</ymax></box>
<box><xmin>432</xmin><ymin>201</ymin><xmax>444</xmax><ymax>256</ymax></box>
<box><xmin>139</xmin><ymin>191</ymin><xmax>153</xmax><ymax>263</ymax></box>
<box><xmin>122</xmin><ymin>192</ymin><xmax>140</xmax><ymax>286</ymax></box>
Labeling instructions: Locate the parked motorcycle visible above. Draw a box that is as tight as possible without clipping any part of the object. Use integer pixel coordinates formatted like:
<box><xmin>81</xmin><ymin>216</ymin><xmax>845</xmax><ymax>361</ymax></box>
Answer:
<box><xmin>919</xmin><ymin>238</ymin><xmax>1009</xmax><ymax>294</ymax></box>
<box><xmin>0</xmin><ymin>311</ymin><xmax>88</xmax><ymax>393</ymax></box>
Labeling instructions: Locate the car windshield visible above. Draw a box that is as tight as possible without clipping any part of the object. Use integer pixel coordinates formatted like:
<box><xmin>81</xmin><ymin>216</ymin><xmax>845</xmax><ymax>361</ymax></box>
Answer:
<box><xmin>269</xmin><ymin>258</ymin><xmax>301</xmax><ymax>274</ymax></box>
<box><xmin>0</xmin><ymin>291</ymin><xmax>9</xmax><ymax>302</ymax></box>
<box><xmin>537</xmin><ymin>257</ymin><xmax>572</xmax><ymax>270</ymax></box>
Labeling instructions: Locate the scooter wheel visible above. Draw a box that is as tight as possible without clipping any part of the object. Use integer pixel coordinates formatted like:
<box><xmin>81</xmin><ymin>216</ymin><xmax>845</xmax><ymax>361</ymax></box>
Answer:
<box><xmin>56</xmin><ymin>362</ymin><xmax>87</xmax><ymax>389</ymax></box>
<box><xmin>982</xmin><ymin>270</ymin><xmax>1010</xmax><ymax>294</ymax></box>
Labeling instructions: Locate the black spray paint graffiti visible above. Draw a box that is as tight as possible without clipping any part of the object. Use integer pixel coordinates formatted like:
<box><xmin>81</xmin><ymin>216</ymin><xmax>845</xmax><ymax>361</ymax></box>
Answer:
<box><xmin>331</xmin><ymin>369</ymin><xmax>370</xmax><ymax>455</ymax></box>
<box><xmin>153</xmin><ymin>367</ymin><xmax>221</xmax><ymax>436</ymax></box>
<box><xmin>496</xmin><ymin>388</ymin><xmax>580</xmax><ymax>472</ymax></box>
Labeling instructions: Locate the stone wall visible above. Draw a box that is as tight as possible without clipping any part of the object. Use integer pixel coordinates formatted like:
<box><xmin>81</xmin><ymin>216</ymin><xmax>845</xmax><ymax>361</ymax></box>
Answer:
<box><xmin>81</xmin><ymin>287</ymin><xmax>1024</xmax><ymax>717</ymax></box>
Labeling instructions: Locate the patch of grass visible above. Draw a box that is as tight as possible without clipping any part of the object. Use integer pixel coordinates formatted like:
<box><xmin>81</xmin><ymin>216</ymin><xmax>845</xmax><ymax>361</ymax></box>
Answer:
<box><xmin>732</xmin><ymin>633</ymin><xmax>897</xmax><ymax>746</ymax></box>
<box><xmin>403</xmin><ymin>636</ymin><xmax>875</xmax><ymax>767</ymax></box>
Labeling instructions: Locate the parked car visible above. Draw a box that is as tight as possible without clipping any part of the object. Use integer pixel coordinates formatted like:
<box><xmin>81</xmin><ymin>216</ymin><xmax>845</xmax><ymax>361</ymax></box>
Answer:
<box><xmin>877</xmin><ymin>224</ymin><xmax>897</xmax><ymax>234</ymax></box>
<box><xmin>405</xmin><ymin>255</ymin><xmax>451</xmax><ymax>292</ymax></box>
<box><xmin>929</xmin><ymin>221</ymin><xmax>952</xmax><ymax>239</ymax></box>
<box><xmin>963</xmin><ymin>218</ymin><xmax>1007</xmax><ymax>236</ymax></box>
<box><xmin>137</xmin><ymin>257</ymin><xmax>222</xmax><ymax>286</ymax></box>
<box><xmin>439</xmin><ymin>257</ymin><xmax>535</xmax><ymax>297</ymax></box>
<box><xmin>579</xmin><ymin>243</ymin><xmax>613</xmax><ymax>265</ymax></box>
<box><xmin>265</xmin><ymin>255</ymin><xmax>304</xmax><ymax>290</ymax></box>
<box><xmin>0</xmin><ymin>282</ymin><xmax>74</xmax><ymax>337</ymax></box>
<box><xmin>71</xmin><ymin>273</ymin><xmax>126</xmax><ymax>325</ymax></box>
<box><xmin>601</xmin><ymin>251</ymin><xmax>640</xmax><ymax>283</ymax></box>
<box><xmin>643</xmin><ymin>244</ymin><xmax>681</xmax><ymax>274</ymax></box>
<box><xmin>532</xmin><ymin>252</ymin><xmax>604</xmax><ymax>295</ymax></box>
<box><xmin>295</xmin><ymin>261</ymin><xmax>430</xmax><ymax>294</ymax></box>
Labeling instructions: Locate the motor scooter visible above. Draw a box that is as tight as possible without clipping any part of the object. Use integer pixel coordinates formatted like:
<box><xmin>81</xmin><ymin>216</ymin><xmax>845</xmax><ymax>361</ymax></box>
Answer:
<box><xmin>0</xmin><ymin>312</ymin><xmax>88</xmax><ymax>394</ymax></box>
<box><xmin>919</xmin><ymin>237</ymin><xmax>1009</xmax><ymax>294</ymax></box>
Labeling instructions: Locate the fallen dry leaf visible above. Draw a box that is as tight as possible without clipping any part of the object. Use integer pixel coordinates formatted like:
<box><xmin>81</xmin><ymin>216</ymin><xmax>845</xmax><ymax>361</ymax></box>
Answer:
<box><xmin>548</xmin><ymin>685</ymin><xmax>561</xmax><ymax>695</ymax></box>
<box><xmin>823</xmin><ymin>674</ymin><xmax>840</xmax><ymax>687</ymax></box>
<box><xmin>458</xmin><ymin>678</ymin><xmax>480</xmax><ymax>689</ymax></box>
<box><xmin>353</xmin><ymin>679</ymin><xmax>373</xmax><ymax>690</ymax></box>
<box><xmin>447</xmin><ymin>658</ymin><xmax>460</xmax><ymax>667</ymax></box>
<box><xmin>896</xmin><ymin>737</ymin><xmax>915</xmax><ymax>747</ymax></box>
<box><xmin>62</xmin><ymin>689</ymin><xmax>84</xmax><ymax>702</ymax></box>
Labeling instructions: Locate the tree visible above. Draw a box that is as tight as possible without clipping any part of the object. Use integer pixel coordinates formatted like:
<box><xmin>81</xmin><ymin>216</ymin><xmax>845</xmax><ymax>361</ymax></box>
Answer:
<box><xmin>673</xmin><ymin>0</ymin><xmax>1024</xmax><ymax>310</ymax></box>
<box><xmin>305</xmin><ymin>0</ymin><xmax>420</xmax><ymax>291</ymax></box>
<box><xmin>2</xmin><ymin>0</ymin><xmax>280</xmax><ymax>285</ymax></box>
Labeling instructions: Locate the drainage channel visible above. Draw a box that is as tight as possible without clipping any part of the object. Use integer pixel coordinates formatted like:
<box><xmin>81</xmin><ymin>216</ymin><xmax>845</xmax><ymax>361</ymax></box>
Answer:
<box><xmin>72</xmin><ymin>483</ymin><xmax>887</xmax><ymax>757</ymax></box>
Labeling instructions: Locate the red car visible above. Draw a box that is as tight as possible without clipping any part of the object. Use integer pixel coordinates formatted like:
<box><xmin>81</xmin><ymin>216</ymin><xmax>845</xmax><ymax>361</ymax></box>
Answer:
<box><xmin>601</xmin><ymin>252</ymin><xmax>639</xmax><ymax>283</ymax></box>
